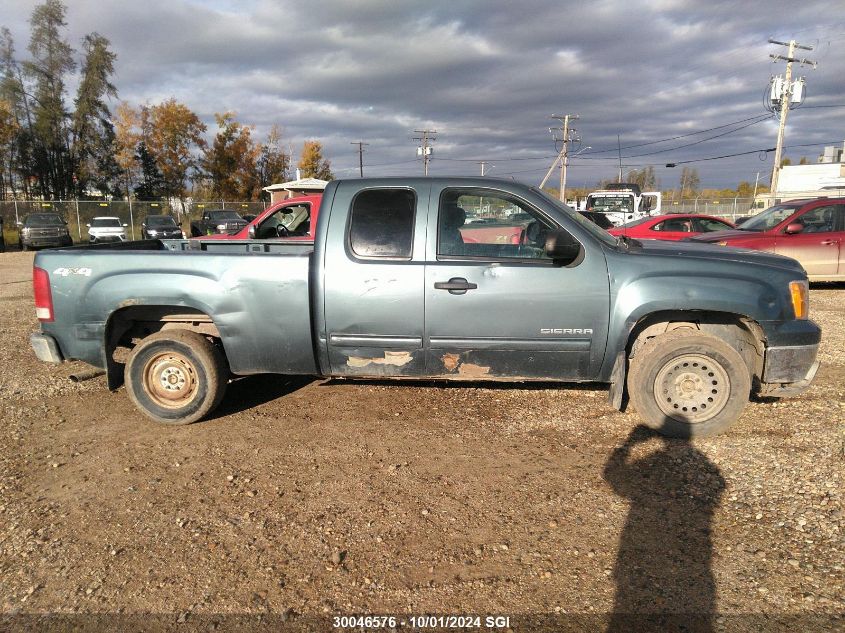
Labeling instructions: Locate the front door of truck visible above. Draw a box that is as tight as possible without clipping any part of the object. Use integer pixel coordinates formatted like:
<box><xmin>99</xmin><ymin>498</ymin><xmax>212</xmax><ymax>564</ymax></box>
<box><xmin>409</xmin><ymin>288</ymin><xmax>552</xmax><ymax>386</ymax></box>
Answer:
<box><xmin>323</xmin><ymin>185</ymin><xmax>430</xmax><ymax>376</ymax></box>
<box><xmin>424</xmin><ymin>186</ymin><xmax>610</xmax><ymax>380</ymax></box>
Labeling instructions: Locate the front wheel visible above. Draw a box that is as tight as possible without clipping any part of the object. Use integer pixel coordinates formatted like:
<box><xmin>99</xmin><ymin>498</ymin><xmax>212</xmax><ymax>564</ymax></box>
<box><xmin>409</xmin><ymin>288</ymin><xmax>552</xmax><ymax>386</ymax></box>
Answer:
<box><xmin>125</xmin><ymin>330</ymin><xmax>227</xmax><ymax>425</ymax></box>
<box><xmin>628</xmin><ymin>330</ymin><xmax>751</xmax><ymax>438</ymax></box>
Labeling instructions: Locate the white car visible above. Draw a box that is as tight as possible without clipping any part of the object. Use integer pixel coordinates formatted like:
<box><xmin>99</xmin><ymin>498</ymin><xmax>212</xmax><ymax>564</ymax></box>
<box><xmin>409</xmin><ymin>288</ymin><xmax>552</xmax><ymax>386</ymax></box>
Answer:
<box><xmin>87</xmin><ymin>217</ymin><xmax>128</xmax><ymax>243</ymax></box>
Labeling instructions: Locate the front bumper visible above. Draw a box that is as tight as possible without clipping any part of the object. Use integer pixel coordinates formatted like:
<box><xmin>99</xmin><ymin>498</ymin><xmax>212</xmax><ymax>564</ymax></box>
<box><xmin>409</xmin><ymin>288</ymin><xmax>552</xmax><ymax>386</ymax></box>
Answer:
<box><xmin>30</xmin><ymin>332</ymin><xmax>64</xmax><ymax>364</ymax></box>
<box><xmin>759</xmin><ymin>342</ymin><xmax>820</xmax><ymax>397</ymax></box>
<box><xmin>90</xmin><ymin>234</ymin><xmax>126</xmax><ymax>243</ymax></box>
<box><xmin>763</xmin><ymin>343</ymin><xmax>819</xmax><ymax>383</ymax></box>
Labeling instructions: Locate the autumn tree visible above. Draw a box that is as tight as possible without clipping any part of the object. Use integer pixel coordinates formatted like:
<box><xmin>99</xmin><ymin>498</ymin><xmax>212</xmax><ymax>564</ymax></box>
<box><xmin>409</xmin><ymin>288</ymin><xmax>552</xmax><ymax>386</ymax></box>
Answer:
<box><xmin>204</xmin><ymin>111</ymin><xmax>261</xmax><ymax>199</ymax></box>
<box><xmin>72</xmin><ymin>33</ymin><xmax>119</xmax><ymax>197</ymax></box>
<box><xmin>256</xmin><ymin>124</ymin><xmax>288</xmax><ymax>196</ymax></box>
<box><xmin>297</xmin><ymin>140</ymin><xmax>333</xmax><ymax>180</ymax></box>
<box><xmin>145</xmin><ymin>98</ymin><xmax>206</xmax><ymax>202</ymax></box>
<box><xmin>678</xmin><ymin>167</ymin><xmax>700</xmax><ymax>198</ymax></box>
<box><xmin>625</xmin><ymin>166</ymin><xmax>657</xmax><ymax>190</ymax></box>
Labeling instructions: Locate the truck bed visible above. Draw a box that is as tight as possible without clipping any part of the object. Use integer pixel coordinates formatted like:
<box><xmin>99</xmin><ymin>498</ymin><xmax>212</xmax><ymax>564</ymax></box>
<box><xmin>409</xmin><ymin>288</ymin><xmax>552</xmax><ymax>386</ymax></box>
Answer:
<box><xmin>34</xmin><ymin>238</ymin><xmax>319</xmax><ymax>376</ymax></box>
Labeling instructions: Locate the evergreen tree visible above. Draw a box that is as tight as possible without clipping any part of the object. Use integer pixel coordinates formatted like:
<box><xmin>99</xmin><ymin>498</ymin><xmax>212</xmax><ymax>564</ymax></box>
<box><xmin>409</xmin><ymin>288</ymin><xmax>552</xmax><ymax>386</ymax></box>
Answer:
<box><xmin>25</xmin><ymin>0</ymin><xmax>76</xmax><ymax>198</ymax></box>
<box><xmin>72</xmin><ymin>32</ymin><xmax>119</xmax><ymax>197</ymax></box>
<box><xmin>134</xmin><ymin>141</ymin><xmax>164</xmax><ymax>200</ymax></box>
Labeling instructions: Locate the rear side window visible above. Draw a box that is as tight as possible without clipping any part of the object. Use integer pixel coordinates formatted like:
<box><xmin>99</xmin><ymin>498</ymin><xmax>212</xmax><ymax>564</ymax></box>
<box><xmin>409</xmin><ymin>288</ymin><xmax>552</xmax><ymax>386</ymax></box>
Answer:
<box><xmin>349</xmin><ymin>189</ymin><xmax>416</xmax><ymax>258</ymax></box>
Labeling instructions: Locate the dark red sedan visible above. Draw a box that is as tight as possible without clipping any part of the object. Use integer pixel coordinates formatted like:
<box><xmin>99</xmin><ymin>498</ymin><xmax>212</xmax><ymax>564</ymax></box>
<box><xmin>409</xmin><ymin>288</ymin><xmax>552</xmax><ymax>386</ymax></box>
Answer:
<box><xmin>691</xmin><ymin>198</ymin><xmax>845</xmax><ymax>281</ymax></box>
<box><xmin>608</xmin><ymin>214</ymin><xmax>735</xmax><ymax>241</ymax></box>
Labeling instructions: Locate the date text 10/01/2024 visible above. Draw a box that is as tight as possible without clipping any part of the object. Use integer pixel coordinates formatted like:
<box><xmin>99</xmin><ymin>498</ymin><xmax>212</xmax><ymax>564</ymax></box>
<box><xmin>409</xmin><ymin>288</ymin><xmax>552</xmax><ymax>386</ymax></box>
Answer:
<box><xmin>333</xmin><ymin>615</ymin><xmax>512</xmax><ymax>629</ymax></box>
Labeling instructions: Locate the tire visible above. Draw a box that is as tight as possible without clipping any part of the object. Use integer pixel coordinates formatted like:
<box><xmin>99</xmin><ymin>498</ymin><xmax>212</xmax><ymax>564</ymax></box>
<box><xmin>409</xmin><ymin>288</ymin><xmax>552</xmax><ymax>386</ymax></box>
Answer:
<box><xmin>124</xmin><ymin>330</ymin><xmax>227</xmax><ymax>425</ymax></box>
<box><xmin>628</xmin><ymin>330</ymin><xmax>751</xmax><ymax>438</ymax></box>
<box><xmin>190</xmin><ymin>223</ymin><xmax>201</xmax><ymax>238</ymax></box>
<box><xmin>21</xmin><ymin>241</ymin><xmax>29</xmax><ymax>252</ymax></box>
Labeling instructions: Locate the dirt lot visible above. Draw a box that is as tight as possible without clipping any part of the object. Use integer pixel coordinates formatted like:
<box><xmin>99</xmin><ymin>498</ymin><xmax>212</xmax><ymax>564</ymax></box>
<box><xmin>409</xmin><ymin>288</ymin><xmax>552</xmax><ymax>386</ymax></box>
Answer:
<box><xmin>0</xmin><ymin>250</ymin><xmax>842</xmax><ymax>631</ymax></box>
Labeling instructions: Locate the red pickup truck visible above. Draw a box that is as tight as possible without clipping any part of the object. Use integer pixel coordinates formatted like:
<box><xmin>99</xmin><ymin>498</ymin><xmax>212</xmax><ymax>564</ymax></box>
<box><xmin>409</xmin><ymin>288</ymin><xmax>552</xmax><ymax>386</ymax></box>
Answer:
<box><xmin>198</xmin><ymin>194</ymin><xmax>322</xmax><ymax>241</ymax></box>
<box><xmin>691</xmin><ymin>197</ymin><xmax>845</xmax><ymax>281</ymax></box>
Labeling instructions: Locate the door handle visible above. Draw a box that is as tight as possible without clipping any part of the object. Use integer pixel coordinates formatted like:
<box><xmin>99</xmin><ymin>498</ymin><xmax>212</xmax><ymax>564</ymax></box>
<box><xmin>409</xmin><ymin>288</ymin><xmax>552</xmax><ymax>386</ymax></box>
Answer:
<box><xmin>820</xmin><ymin>239</ymin><xmax>839</xmax><ymax>245</ymax></box>
<box><xmin>434</xmin><ymin>277</ymin><xmax>478</xmax><ymax>295</ymax></box>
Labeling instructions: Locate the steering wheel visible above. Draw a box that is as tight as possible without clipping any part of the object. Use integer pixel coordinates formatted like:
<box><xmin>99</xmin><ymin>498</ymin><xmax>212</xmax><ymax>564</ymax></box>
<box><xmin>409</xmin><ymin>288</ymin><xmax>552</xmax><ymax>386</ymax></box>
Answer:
<box><xmin>275</xmin><ymin>224</ymin><xmax>289</xmax><ymax>237</ymax></box>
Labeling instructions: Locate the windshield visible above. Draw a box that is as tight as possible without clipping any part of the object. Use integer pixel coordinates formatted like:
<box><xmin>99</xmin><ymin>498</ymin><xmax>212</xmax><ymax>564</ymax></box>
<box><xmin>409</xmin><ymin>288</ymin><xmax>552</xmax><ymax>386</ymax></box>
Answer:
<box><xmin>91</xmin><ymin>217</ymin><xmax>121</xmax><ymax>228</ymax></box>
<box><xmin>533</xmin><ymin>188</ymin><xmax>617</xmax><ymax>247</ymax></box>
<box><xmin>146</xmin><ymin>216</ymin><xmax>177</xmax><ymax>227</ymax></box>
<box><xmin>25</xmin><ymin>213</ymin><xmax>64</xmax><ymax>226</ymax></box>
<box><xmin>738</xmin><ymin>204</ymin><xmax>800</xmax><ymax>231</ymax></box>
<box><xmin>586</xmin><ymin>194</ymin><xmax>633</xmax><ymax>213</ymax></box>
<box><xmin>208</xmin><ymin>211</ymin><xmax>243</xmax><ymax>221</ymax></box>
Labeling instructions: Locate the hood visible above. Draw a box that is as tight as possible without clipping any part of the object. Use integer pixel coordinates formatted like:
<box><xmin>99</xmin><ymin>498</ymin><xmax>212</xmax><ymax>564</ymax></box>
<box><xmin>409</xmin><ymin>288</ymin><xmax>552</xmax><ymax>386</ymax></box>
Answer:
<box><xmin>689</xmin><ymin>228</ymin><xmax>763</xmax><ymax>243</ymax></box>
<box><xmin>631</xmin><ymin>237</ymin><xmax>804</xmax><ymax>274</ymax></box>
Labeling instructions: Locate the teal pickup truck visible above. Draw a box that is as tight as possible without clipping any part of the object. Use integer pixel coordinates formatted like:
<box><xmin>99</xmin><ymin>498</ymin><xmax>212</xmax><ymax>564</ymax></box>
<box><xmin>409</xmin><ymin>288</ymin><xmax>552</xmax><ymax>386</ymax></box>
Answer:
<box><xmin>29</xmin><ymin>177</ymin><xmax>820</xmax><ymax>437</ymax></box>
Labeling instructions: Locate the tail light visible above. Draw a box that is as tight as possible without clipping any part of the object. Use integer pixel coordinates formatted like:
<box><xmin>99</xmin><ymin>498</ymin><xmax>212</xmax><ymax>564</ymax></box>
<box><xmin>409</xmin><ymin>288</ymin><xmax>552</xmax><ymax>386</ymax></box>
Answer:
<box><xmin>33</xmin><ymin>266</ymin><xmax>54</xmax><ymax>322</ymax></box>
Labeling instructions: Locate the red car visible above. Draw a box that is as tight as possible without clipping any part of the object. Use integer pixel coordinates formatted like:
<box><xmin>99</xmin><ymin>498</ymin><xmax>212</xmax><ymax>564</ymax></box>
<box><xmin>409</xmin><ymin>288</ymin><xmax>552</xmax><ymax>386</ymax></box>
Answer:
<box><xmin>198</xmin><ymin>194</ymin><xmax>322</xmax><ymax>242</ymax></box>
<box><xmin>691</xmin><ymin>197</ymin><xmax>845</xmax><ymax>281</ymax></box>
<box><xmin>608</xmin><ymin>214</ymin><xmax>735</xmax><ymax>241</ymax></box>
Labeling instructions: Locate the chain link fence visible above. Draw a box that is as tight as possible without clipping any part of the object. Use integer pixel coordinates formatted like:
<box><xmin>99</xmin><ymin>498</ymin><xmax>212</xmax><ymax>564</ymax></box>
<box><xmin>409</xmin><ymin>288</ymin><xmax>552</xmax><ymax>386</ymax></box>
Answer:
<box><xmin>1</xmin><ymin>199</ymin><xmax>267</xmax><ymax>246</ymax></box>
<box><xmin>660</xmin><ymin>197</ymin><xmax>763</xmax><ymax>219</ymax></box>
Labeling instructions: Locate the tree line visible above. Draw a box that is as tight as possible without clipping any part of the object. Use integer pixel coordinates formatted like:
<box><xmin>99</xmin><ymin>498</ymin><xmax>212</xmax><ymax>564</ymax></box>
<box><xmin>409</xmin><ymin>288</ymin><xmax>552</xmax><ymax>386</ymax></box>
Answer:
<box><xmin>0</xmin><ymin>0</ymin><xmax>334</xmax><ymax>203</ymax></box>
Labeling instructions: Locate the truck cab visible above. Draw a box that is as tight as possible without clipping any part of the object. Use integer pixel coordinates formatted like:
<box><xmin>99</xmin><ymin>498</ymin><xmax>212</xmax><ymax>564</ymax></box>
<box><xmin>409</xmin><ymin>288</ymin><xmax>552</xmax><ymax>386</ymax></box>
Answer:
<box><xmin>585</xmin><ymin>183</ymin><xmax>662</xmax><ymax>226</ymax></box>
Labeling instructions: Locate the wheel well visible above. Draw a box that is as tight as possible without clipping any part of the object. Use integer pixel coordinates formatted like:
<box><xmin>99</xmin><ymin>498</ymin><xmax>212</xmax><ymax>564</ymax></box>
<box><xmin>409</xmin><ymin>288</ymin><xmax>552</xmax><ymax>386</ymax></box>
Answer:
<box><xmin>104</xmin><ymin>306</ymin><xmax>223</xmax><ymax>390</ymax></box>
<box><xmin>627</xmin><ymin>310</ymin><xmax>765</xmax><ymax>380</ymax></box>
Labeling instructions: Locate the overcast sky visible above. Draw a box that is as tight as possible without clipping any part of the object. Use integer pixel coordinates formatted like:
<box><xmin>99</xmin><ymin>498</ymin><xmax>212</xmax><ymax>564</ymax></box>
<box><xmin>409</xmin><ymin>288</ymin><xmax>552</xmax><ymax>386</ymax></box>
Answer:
<box><xmin>3</xmin><ymin>0</ymin><xmax>844</xmax><ymax>191</ymax></box>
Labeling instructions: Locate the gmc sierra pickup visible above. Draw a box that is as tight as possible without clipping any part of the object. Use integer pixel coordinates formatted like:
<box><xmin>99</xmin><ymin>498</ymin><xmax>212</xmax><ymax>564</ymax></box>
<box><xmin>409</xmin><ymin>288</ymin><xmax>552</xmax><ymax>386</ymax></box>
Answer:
<box><xmin>29</xmin><ymin>177</ymin><xmax>820</xmax><ymax>437</ymax></box>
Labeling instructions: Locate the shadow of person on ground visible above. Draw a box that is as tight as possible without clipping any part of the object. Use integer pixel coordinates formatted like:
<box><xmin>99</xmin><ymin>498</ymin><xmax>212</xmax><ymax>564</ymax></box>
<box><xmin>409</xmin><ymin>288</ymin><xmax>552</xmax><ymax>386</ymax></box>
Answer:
<box><xmin>603</xmin><ymin>424</ymin><xmax>725</xmax><ymax>633</ymax></box>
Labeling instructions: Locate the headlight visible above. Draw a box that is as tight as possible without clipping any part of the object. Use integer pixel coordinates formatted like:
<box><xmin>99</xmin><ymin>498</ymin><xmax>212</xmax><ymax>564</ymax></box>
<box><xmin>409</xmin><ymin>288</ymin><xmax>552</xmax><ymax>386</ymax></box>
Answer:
<box><xmin>147</xmin><ymin>229</ymin><xmax>158</xmax><ymax>236</ymax></box>
<box><xmin>216</xmin><ymin>224</ymin><xmax>227</xmax><ymax>231</ymax></box>
<box><xmin>789</xmin><ymin>280</ymin><xmax>809</xmax><ymax>319</ymax></box>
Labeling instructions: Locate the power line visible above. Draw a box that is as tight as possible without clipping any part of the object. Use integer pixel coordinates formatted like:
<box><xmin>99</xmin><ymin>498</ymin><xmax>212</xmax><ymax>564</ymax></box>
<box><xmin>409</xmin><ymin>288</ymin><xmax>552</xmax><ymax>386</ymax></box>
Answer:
<box><xmin>581</xmin><ymin>114</ymin><xmax>773</xmax><ymax>155</ymax></box>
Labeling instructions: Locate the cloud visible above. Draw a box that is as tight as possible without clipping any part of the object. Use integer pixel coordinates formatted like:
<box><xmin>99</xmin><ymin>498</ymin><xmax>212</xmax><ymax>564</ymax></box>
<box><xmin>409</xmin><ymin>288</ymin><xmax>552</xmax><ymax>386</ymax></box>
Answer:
<box><xmin>3</xmin><ymin>0</ymin><xmax>842</xmax><ymax>188</ymax></box>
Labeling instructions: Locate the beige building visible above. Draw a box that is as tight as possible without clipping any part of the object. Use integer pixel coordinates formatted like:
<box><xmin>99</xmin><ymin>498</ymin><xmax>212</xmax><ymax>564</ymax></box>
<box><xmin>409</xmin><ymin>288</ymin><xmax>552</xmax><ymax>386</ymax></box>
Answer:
<box><xmin>262</xmin><ymin>177</ymin><xmax>328</xmax><ymax>204</ymax></box>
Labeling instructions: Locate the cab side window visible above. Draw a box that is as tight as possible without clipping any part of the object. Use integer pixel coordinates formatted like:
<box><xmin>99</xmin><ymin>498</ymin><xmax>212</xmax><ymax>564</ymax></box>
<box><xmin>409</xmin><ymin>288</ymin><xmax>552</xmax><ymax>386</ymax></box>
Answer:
<box><xmin>349</xmin><ymin>189</ymin><xmax>416</xmax><ymax>259</ymax></box>
<box><xmin>437</xmin><ymin>189</ymin><xmax>555</xmax><ymax>261</ymax></box>
<box><xmin>796</xmin><ymin>205</ymin><xmax>841</xmax><ymax>234</ymax></box>
<box><xmin>696</xmin><ymin>218</ymin><xmax>731</xmax><ymax>232</ymax></box>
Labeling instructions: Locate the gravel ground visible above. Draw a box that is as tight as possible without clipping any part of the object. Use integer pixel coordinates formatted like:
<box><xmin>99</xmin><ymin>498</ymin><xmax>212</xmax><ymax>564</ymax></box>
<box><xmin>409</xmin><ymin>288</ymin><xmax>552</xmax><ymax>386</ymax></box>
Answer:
<box><xmin>0</xmin><ymin>250</ymin><xmax>842</xmax><ymax>631</ymax></box>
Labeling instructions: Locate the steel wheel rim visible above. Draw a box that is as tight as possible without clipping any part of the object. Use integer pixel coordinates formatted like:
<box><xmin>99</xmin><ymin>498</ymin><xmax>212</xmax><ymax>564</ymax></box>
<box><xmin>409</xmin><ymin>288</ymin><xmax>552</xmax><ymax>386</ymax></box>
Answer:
<box><xmin>654</xmin><ymin>354</ymin><xmax>730</xmax><ymax>424</ymax></box>
<box><xmin>143</xmin><ymin>351</ymin><xmax>199</xmax><ymax>409</ymax></box>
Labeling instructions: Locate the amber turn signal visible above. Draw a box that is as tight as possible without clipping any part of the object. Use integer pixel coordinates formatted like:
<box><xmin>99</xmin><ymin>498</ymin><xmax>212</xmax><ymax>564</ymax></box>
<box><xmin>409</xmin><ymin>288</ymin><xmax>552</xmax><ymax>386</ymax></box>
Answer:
<box><xmin>789</xmin><ymin>280</ymin><xmax>809</xmax><ymax>320</ymax></box>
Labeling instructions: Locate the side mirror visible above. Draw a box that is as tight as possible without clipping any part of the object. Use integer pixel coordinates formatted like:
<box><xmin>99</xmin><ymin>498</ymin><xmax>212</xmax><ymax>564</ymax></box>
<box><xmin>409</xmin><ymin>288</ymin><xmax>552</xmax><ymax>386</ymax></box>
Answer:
<box><xmin>248</xmin><ymin>225</ymin><xmax>256</xmax><ymax>239</ymax></box>
<box><xmin>544</xmin><ymin>230</ymin><xmax>582</xmax><ymax>266</ymax></box>
<box><xmin>123</xmin><ymin>223</ymin><xmax>128</xmax><ymax>227</ymax></box>
<box><xmin>86</xmin><ymin>223</ymin><xmax>91</xmax><ymax>228</ymax></box>
<box><xmin>784</xmin><ymin>222</ymin><xmax>803</xmax><ymax>234</ymax></box>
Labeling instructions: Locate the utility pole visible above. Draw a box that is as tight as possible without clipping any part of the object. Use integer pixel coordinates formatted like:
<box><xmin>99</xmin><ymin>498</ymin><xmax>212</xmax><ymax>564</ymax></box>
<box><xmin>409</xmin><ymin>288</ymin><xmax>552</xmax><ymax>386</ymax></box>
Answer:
<box><xmin>477</xmin><ymin>161</ymin><xmax>489</xmax><ymax>176</ymax></box>
<box><xmin>540</xmin><ymin>114</ymin><xmax>580</xmax><ymax>202</ymax></box>
<box><xmin>350</xmin><ymin>141</ymin><xmax>368</xmax><ymax>177</ymax></box>
<box><xmin>539</xmin><ymin>114</ymin><xmax>579</xmax><ymax>202</ymax></box>
<box><xmin>412</xmin><ymin>129</ymin><xmax>436</xmax><ymax>175</ymax></box>
<box><xmin>768</xmin><ymin>38</ymin><xmax>816</xmax><ymax>195</ymax></box>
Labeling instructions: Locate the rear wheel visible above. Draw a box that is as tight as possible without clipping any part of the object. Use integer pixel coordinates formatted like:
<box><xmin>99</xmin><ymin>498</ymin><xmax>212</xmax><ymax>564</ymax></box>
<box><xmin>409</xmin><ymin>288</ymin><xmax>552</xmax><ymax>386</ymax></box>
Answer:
<box><xmin>125</xmin><ymin>330</ymin><xmax>227</xmax><ymax>425</ymax></box>
<box><xmin>628</xmin><ymin>330</ymin><xmax>751</xmax><ymax>438</ymax></box>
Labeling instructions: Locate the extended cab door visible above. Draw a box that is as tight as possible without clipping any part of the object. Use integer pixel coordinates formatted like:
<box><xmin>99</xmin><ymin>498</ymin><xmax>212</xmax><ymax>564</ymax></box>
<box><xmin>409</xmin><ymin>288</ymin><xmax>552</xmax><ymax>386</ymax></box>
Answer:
<box><xmin>423</xmin><ymin>186</ymin><xmax>610</xmax><ymax>380</ymax></box>
<box><xmin>322</xmin><ymin>184</ymin><xmax>430</xmax><ymax>376</ymax></box>
<box><xmin>775</xmin><ymin>204</ymin><xmax>844</xmax><ymax>277</ymax></box>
